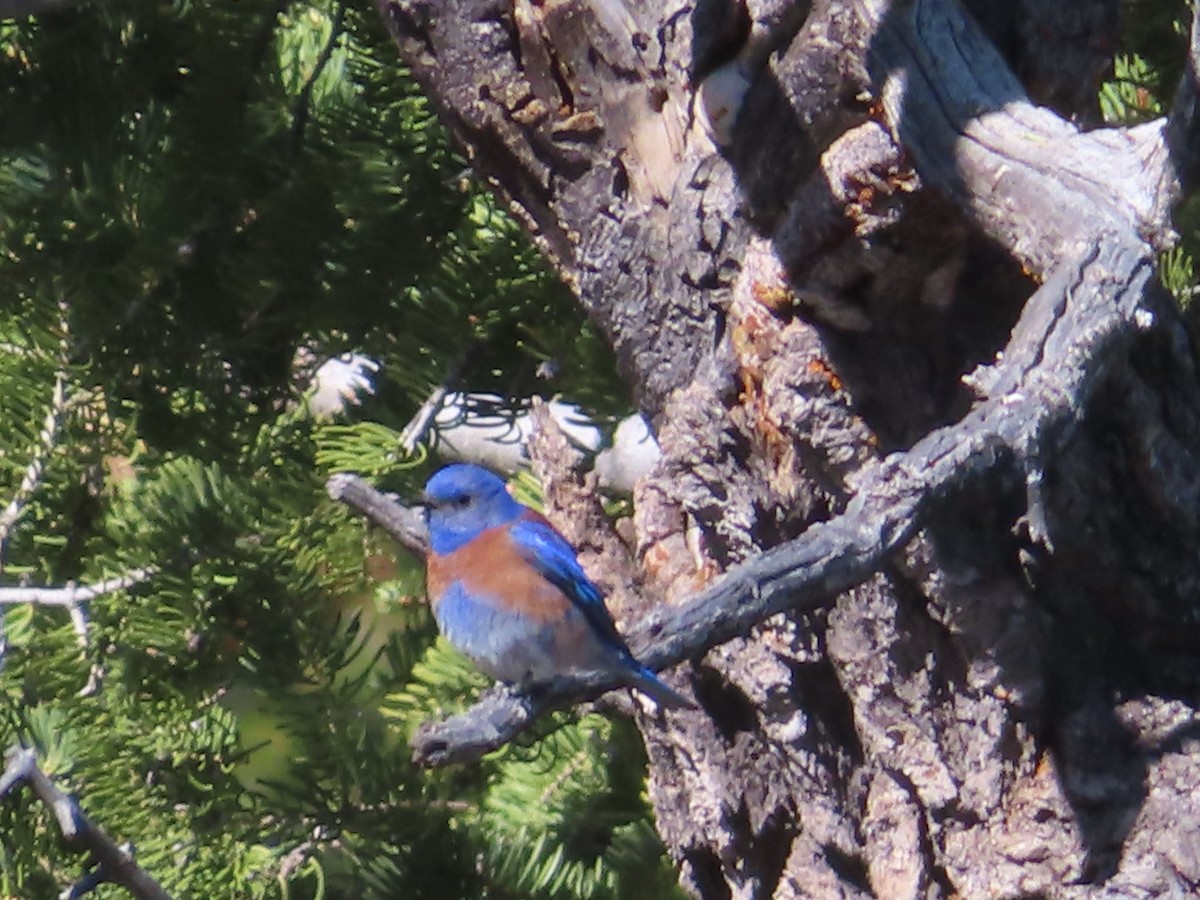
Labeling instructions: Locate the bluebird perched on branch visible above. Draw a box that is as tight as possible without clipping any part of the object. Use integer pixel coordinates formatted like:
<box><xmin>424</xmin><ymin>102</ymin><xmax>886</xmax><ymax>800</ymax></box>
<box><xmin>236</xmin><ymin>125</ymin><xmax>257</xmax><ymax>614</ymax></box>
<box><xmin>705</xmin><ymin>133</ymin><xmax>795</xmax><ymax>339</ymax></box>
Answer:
<box><xmin>422</xmin><ymin>464</ymin><xmax>692</xmax><ymax>709</ymax></box>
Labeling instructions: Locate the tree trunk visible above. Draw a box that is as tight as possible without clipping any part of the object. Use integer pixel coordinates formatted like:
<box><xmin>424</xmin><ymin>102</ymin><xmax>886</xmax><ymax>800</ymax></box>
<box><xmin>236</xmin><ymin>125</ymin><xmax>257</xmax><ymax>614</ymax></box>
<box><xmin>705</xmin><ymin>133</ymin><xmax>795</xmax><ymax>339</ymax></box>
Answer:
<box><xmin>375</xmin><ymin>0</ymin><xmax>1200</xmax><ymax>896</ymax></box>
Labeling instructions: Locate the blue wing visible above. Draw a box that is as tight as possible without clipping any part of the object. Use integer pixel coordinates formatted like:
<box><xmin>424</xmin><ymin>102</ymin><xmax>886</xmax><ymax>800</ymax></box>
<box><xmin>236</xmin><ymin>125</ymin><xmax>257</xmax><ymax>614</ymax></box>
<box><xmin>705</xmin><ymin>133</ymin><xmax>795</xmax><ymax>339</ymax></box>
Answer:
<box><xmin>509</xmin><ymin>517</ymin><xmax>696</xmax><ymax>710</ymax></box>
<box><xmin>508</xmin><ymin>519</ymin><xmax>628</xmax><ymax>652</ymax></box>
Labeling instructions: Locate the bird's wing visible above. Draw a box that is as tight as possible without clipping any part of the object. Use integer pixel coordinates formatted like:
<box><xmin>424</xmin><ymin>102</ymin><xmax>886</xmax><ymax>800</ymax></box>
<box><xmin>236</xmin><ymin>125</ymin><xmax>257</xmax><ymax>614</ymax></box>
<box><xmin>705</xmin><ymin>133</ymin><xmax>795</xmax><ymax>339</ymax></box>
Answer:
<box><xmin>507</xmin><ymin>518</ymin><xmax>629</xmax><ymax>652</ymax></box>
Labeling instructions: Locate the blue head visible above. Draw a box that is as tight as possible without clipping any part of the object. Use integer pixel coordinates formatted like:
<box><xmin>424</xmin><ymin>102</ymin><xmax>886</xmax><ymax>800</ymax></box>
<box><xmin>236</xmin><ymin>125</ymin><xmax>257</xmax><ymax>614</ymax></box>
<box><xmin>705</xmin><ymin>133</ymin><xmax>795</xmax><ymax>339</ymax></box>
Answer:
<box><xmin>422</xmin><ymin>464</ymin><xmax>525</xmax><ymax>554</ymax></box>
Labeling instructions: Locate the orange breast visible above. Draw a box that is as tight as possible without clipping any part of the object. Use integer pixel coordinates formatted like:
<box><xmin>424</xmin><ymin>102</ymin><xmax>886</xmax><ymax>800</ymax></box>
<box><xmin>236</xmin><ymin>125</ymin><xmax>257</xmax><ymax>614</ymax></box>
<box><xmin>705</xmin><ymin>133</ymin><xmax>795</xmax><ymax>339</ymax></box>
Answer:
<box><xmin>426</xmin><ymin>526</ymin><xmax>568</xmax><ymax>624</ymax></box>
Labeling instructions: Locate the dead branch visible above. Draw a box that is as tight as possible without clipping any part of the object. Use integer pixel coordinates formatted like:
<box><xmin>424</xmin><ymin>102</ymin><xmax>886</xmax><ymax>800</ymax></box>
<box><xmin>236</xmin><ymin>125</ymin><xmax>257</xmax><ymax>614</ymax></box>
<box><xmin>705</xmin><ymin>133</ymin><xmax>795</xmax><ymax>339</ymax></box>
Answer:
<box><xmin>0</xmin><ymin>372</ymin><xmax>68</xmax><ymax>560</ymax></box>
<box><xmin>0</xmin><ymin>746</ymin><xmax>173</xmax><ymax>900</ymax></box>
<box><xmin>332</xmin><ymin>236</ymin><xmax>1159</xmax><ymax>765</ymax></box>
<box><xmin>350</xmin><ymin>0</ymin><xmax>1176</xmax><ymax>766</ymax></box>
<box><xmin>326</xmin><ymin>473</ymin><xmax>428</xmax><ymax>556</ymax></box>
<box><xmin>402</xmin><ymin>235</ymin><xmax>1157</xmax><ymax>765</ymax></box>
<box><xmin>0</xmin><ymin>568</ymin><xmax>158</xmax><ymax>609</ymax></box>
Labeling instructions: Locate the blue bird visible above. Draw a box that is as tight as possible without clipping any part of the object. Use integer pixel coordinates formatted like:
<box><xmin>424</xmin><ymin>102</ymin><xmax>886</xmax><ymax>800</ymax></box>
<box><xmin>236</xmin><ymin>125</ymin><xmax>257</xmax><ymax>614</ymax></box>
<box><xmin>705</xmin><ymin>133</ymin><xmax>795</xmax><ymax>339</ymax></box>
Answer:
<box><xmin>422</xmin><ymin>464</ymin><xmax>692</xmax><ymax>709</ymax></box>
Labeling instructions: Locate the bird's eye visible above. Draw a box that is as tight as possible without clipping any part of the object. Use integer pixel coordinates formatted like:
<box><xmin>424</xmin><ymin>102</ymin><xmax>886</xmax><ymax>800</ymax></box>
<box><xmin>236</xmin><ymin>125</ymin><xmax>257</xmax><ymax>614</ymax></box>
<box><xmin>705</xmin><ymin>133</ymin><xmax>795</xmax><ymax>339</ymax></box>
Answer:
<box><xmin>451</xmin><ymin>494</ymin><xmax>471</xmax><ymax>509</ymax></box>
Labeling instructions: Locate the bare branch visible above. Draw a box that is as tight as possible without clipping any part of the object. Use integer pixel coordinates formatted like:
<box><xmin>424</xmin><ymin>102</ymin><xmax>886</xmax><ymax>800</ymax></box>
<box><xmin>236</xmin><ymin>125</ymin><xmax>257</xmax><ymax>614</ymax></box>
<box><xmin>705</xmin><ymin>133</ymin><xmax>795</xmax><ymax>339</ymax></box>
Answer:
<box><xmin>329</xmin><ymin>238</ymin><xmax>1153</xmax><ymax>766</ymax></box>
<box><xmin>0</xmin><ymin>568</ymin><xmax>156</xmax><ymax>695</ymax></box>
<box><xmin>326</xmin><ymin>473</ymin><xmax>428</xmax><ymax>555</ymax></box>
<box><xmin>368</xmin><ymin>0</ymin><xmax>1178</xmax><ymax>779</ymax></box>
<box><xmin>0</xmin><ymin>746</ymin><xmax>173</xmax><ymax>900</ymax></box>
<box><xmin>398</xmin><ymin>352</ymin><xmax>471</xmax><ymax>455</ymax></box>
<box><xmin>371</xmin><ymin>0</ymin><xmax>1200</xmax><ymax>892</ymax></box>
<box><xmin>398</xmin><ymin>383</ymin><xmax>452</xmax><ymax>457</ymax></box>
<box><xmin>0</xmin><ymin>568</ymin><xmax>157</xmax><ymax>608</ymax></box>
<box><xmin>862</xmin><ymin>0</ymin><xmax>1176</xmax><ymax>268</ymax></box>
<box><xmin>409</xmin><ymin>235</ymin><xmax>1156</xmax><ymax>765</ymax></box>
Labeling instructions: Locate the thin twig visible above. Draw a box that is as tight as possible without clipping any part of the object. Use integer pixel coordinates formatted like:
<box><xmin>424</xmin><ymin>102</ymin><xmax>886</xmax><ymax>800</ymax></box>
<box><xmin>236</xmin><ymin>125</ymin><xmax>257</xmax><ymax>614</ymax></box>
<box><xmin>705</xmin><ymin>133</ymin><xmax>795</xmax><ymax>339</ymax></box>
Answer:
<box><xmin>398</xmin><ymin>355</ymin><xmax>468</xmax><ymax>455</ymax></box>
<box><xmin>0</xmin><ymin>746</ymin><xmax>173</xmax><ymax>899</ymax></box>
<box><xmin>0</xmin><ymin>568</ymin><xmax>158</xmax><ymax>608</ymax></box>
<box><xmin>398</xmin><ymin>383</ymin><xmax>452</xmax><ymax>456</ymax></box>
<box><xmin>0</xmin><ymin>371</ymin><xmax>69</xmax><ymax>559</ymax></box>
<box><xmin>326</xmin><ymin>473</ymin><xmax>427</xmax><ymax>555</ymax></box>
<box><xmin>0</xmin><ymin>568</ymin><xmax>156</xmax><ymax>696</ymax></box>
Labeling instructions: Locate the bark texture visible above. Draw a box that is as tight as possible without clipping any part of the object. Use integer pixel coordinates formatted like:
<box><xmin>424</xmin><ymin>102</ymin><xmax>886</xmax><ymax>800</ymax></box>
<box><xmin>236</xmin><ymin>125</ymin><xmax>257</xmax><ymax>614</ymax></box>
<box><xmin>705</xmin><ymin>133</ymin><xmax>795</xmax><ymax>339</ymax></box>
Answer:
<box><xmin>375</xmin><ymin>0</ymin><xmax>1200</xmax><ymax>896</ymax></box>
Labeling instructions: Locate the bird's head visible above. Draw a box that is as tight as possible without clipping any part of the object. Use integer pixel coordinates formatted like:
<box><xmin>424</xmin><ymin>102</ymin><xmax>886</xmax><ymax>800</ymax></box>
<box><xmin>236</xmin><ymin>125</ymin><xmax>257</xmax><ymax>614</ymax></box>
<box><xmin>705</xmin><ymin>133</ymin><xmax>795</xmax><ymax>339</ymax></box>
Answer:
<box><xmin>422</xmin><ymin>464</ymin><xmax>524</xmax><ymax>554</ymax></box>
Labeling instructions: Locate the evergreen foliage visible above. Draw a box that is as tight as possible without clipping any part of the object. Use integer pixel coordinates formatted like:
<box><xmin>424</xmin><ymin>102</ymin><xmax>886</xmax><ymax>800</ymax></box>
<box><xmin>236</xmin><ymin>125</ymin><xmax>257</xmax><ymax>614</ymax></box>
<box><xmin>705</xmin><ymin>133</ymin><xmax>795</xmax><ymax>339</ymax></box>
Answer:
<box><xmin>0</xmin><ymin>1</ymin><xmax>671</xmax><ymax>897</ymax></box>
<box><xmin>1</xmin><ymin>0</ymin><xmax>1196</xmax><ymax>898</ymax></box>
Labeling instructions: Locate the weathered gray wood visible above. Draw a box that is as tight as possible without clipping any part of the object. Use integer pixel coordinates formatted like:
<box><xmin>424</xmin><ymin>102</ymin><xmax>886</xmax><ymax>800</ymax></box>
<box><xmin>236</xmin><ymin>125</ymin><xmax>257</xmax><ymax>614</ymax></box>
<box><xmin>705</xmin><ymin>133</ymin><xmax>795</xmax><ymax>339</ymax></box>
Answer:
<box><xmin>367</xmin><ymin>0</ymin><xmax>1200</xmax><ymax>896</ymax></box>
<box><xmin>377</xmin><ymin>235</ymin><xmax>1156</xmax><ymax>766</ymax></box>
<box><xmin>326</xmin><ymin>472</ymin><xmax>427</xmax><ymax>555</ymax></box>
<box><xmin>865</xmin><ymin>0</ymin><xmax>1173</xmax><ymax>270</ymax></box>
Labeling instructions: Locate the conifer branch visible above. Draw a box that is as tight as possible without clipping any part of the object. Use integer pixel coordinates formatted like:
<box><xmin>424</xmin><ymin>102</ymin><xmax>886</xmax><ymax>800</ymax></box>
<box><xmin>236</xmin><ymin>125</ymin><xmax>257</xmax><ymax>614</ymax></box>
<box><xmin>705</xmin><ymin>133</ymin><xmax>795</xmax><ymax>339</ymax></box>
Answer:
<box><xmin>0</xmin><ymin>568</ymin><xmax>156</xmax><ymax>691</ymax></box>
<box><xmin>0</xmin><ymin>568</ymin><xmax>158</xmax><ymax>609</ymax></box>
<box><xmin>290</xmin><ymin>0</ymin><xmax>348</xmax><ymax>151</ymax></box>
<box><xmin>0</xmin><ymin>746</ymin><xmax>174</xmax><ymax>900</ymax></box>
<box><xmin>0</xmin><ymin>371</ymin><xmax>68</xmax><ymax>559</ymax></box>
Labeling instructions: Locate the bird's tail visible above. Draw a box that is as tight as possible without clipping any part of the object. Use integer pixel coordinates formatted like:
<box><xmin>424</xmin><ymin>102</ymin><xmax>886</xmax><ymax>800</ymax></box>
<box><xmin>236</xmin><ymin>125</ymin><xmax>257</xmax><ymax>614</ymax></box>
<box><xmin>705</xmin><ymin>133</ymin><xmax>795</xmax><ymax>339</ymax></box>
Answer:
<box><xmin>627</xmin><ymin>664</ymin><xmax>695</xmax><ymax>710</ymax></box>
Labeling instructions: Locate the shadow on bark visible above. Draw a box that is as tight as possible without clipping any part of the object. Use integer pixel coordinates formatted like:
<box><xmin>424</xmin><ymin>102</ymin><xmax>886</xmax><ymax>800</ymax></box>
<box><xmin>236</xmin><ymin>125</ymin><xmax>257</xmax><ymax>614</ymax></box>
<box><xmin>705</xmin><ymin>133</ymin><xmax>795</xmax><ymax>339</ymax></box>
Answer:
<box><xmin>365</xmin><ymin>0</ymin><xmax>1200</xmax><ymax>894</ymax></box>
<box><xmin>690</xmin><ymin>0</ymin><xmax>1200</xmax><ymax>888</ymax></box>
<box><xmin>873</xmin><ymin>0</ymin><xmax>1197</xmax><ymax>885</ymax></box>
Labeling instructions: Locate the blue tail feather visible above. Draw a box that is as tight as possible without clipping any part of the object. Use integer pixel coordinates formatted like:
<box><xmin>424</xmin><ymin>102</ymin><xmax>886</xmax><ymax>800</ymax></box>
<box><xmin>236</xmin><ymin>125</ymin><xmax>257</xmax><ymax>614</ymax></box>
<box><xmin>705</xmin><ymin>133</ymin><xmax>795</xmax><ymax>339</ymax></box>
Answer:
<box><xmin>628</xmin><ymin>664</ymin><xmax>694</xmax><ymax>710</ymax></box>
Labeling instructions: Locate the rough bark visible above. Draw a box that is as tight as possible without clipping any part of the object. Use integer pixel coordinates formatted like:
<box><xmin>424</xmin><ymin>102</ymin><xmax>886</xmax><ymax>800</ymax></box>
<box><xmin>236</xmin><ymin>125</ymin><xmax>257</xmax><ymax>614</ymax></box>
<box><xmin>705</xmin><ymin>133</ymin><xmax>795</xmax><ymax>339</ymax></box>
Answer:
<box><xmin>372</xmin><ymin>0</ymin><xmax>1200</xmax><ymax>897</ymax></box>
